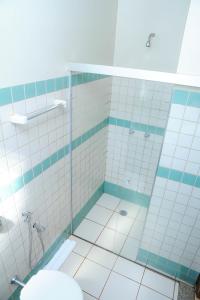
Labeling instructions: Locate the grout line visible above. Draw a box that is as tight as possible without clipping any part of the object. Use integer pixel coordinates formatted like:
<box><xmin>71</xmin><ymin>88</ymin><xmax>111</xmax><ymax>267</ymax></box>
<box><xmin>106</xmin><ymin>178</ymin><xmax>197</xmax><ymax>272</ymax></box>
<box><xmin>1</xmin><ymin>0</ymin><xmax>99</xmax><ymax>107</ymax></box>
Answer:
<box><xmin>72</xmin><ymin>233</ymin><xmax>180</xmax><ymax>283</ymax></box>
<box><xmin>139</xmin><ymin>283</ymin><xmax>174</xmax><ymax>299</ymax></box>
<box><xmin>71</xmin><ymin>235</ymin><xmax>175</xmax><ymax>299</ymax></box>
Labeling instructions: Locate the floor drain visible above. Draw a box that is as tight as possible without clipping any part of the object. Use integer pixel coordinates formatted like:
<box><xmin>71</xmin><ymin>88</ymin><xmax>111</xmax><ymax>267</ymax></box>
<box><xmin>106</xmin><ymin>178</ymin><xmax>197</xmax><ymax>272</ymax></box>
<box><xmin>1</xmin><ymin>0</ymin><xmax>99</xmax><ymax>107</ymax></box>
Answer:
<box><xmin>119</xmin><ymin>210</ymin><xmax>128</xmax><ymax>216</ymax></box>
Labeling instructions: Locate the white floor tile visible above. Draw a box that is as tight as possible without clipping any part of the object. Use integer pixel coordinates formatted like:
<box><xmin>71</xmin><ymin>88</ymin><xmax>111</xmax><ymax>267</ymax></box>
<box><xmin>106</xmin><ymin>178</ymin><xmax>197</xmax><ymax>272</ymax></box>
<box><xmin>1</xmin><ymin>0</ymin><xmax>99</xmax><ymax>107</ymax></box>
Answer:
<box><xmin>74</xmin><ymin>219</ymin><xmax>103</xmax><ymax>243</ymax></box>
<box><xmin>113</xmin><ymin>257</ymin><xmax>145</xmax><ymax>283</ymax></box>
<box><xmin>136</xmin><ymin>208</ymin><xmax>147</xmax><ymax>222</ymax></box>
<box><xmin>69</xmin><ymin>235</ymin><xmax>92</xmax><ymax>257</ymax></box>
<box><xmin>87</xmin><ymin>245</ymin><xmax>117</xmax><ymax>269</ymax></box>
<box><xmin>107</xmin><ymin>212</ymin><xmax>133</xmax><ymax>235</ymax></box>
<box><xmin>97</xmin><ymin>194</ymin><xmax>120</xmax><ymax>210</ymax></box>
<box><xmin>86</xmin><ymin>205</ymin><xmax>113</xmax><ymax>226</ymax></box>
<box><xmin>59</xmin><ymin>252</ymin><xmax>84</xmax><ymax>277</ymax></box>
<box><xmin>96</xmin><ymin>227</ymin><xmax>127</xmax><ymax>253</ymax></box>
<box><xmin>115</xmin><ymin>201</ymin><xmax>140</xmax><ymax>219</ymax></box>
<box><xmin>120</xmin><ymin>236</ymin><xmax>140</xmax><ymax>261</ymax></box>
<box><xmin>173</xmin><ymin>282</ymin><xmax>179</xmax><ymax>300</ymax></box>
<box><xmin>142</xmin><ymin>269</ymin><xmax>175</xmax><ymax>298</ymax></box>
<box><xmin>75</xmin><ymin>259</ymin><xmax>110</xmax><ymax>298</ymax></box>
<box><xmin>83</xmin><ymin>292</ymin><xmax>97</xmax><ymax>300</ymax></box>
<box><xmin>100</xmin><ymin>272</ymin><xmax>139</xmax><ymax>300</ymax></box>
<box><xmin>129</xmin><ymin>220</ymin><xmax>145</xmax><ymax>239</ymax></box>
<box><xmin>137</xmin><ymin>285</ymin><xmax>170</xmax><ymax>300</ymax></box>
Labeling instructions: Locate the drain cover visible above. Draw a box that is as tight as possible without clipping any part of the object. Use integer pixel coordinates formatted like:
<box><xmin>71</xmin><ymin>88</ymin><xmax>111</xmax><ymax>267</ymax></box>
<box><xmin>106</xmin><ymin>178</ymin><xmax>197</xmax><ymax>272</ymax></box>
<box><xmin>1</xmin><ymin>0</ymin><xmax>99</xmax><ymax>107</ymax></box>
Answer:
<box><xmin>119</xmin><ymin>210</ymin><xmax>128</xmax><ymax>216</ymax></box>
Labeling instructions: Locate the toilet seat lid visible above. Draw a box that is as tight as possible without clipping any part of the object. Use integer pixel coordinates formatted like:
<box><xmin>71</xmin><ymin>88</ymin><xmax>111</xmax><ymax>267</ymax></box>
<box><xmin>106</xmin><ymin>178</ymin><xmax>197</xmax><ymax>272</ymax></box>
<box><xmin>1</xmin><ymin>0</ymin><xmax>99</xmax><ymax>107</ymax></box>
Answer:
<box><xmin>20</xmin><ymin>270</ymin><xmax>83</xmax><ymax>300</ymax></box>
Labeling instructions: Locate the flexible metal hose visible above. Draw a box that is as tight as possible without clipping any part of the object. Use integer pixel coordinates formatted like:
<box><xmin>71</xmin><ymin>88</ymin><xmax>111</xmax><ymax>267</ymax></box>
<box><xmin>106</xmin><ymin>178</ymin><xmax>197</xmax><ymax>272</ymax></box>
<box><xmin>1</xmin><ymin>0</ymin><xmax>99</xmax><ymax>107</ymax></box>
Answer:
<box><xmin>33</xmin><ymin>222</ymin><xmax>45</xmax><ymax>255</ymax></box>
<box><xmin>28</xmin><ymin>220</ymin><xmax>33</xmax><ymax>269</ymax></box>
<box><xmin>37</xmin><ymin>230</ymin><xmax>45</xmax><ymax>255</ymax></box>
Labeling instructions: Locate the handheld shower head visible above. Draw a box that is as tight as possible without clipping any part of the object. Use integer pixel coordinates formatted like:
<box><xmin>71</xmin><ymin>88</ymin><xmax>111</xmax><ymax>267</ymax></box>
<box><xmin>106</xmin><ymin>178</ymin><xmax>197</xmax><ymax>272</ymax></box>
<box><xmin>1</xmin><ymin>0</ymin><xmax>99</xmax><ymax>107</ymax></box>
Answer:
<box><xmin>146</xmin><ymin>33</ymin><xmax>156</xmax><ymax>47</ymax></box>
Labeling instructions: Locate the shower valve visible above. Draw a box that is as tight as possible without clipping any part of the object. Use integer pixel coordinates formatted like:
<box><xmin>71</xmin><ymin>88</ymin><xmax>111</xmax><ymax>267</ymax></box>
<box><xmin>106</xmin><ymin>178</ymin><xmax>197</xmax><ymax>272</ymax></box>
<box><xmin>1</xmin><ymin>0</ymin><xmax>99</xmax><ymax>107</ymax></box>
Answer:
<box><xmin>33</xmin><ymin>222</ymin><xmax>46</xmax><ymax>233</ymax></box>
<box><xmin>22</xmin><ymin>211</ymin><xmax>32</xmax><ymax>222</ymax></box>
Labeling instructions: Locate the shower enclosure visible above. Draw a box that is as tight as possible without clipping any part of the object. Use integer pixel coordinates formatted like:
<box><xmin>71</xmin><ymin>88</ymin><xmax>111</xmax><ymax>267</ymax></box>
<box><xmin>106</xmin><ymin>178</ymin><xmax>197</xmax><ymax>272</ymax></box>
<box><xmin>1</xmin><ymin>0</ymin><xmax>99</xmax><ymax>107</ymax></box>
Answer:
<box><xmin>66</xmin><ymin>63</ymin><xmax>200</xmax><ymax>286</ymax></box>
<box><xmin>68</xmin><ymin>65</ymin><xmax>173</xmax><ymax>277</ymax></box>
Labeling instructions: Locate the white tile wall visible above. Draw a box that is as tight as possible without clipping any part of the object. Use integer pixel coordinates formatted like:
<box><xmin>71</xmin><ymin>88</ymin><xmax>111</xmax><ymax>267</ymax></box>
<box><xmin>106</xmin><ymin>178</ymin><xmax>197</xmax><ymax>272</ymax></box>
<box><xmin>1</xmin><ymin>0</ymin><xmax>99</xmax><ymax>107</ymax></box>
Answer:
<box><xmin>106</xmin><ymin>77</ymin><xmax>172</xmax><ymax>196</ymax></box>
<box><xmin>0</xmin><ymin>86</ymin><xmax>71</xmax><ymax>299</ymax></box>
<box><xmin>141</xmin><ymin>99</ymin><xmax>200</xmax><ymax>274</ymax></box>
<box><xmin>110</xmin><ymin>77</ymin><xmax>172</xmax><ymax>128</ymax></box>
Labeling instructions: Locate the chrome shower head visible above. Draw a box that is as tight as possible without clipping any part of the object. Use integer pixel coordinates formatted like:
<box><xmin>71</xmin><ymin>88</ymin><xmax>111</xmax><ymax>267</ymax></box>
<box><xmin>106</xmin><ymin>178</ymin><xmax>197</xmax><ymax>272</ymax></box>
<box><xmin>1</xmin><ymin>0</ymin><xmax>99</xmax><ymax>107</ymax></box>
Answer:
<box><xmin>146</xmin><ymin>33</ymin><xmax>156</xmax><ymax>47</ymax></box>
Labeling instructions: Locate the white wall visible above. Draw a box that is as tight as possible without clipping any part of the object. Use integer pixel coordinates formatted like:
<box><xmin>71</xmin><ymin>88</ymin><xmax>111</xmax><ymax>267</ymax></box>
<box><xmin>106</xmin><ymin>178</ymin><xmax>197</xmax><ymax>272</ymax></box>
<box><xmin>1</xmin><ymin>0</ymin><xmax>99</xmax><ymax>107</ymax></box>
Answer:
<box><xmin>0</xmin><ymin>0</ymin><xmax>117</xmax><ymax>87</ymax></box>
<box><xmin>178</xmin><ymin>0</ymin><xmax>200</xmax><ymax>75</ymax></box>
<box><xmin>114</xmin><ymin>0</ymin><xmax>190</xmax><ymax>73</ymax></box>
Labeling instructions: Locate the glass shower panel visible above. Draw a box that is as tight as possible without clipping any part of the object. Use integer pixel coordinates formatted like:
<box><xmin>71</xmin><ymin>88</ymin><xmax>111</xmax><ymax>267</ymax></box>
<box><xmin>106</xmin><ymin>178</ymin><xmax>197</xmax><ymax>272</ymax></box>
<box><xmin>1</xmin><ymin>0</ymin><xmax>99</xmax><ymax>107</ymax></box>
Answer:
<box><xmin>106</xmin><ymin>77</ymin><xmax>172</xmax><ymax>260</ymax></box>
<box><xmin>71</xmin><ymin>72</ymin><xmax>173</xmax><ymax>268</ymax></box>
<box><xmin>71</xmin><ymin>72</ymin><xmax>111</xmax><ymax>236</ymax></box>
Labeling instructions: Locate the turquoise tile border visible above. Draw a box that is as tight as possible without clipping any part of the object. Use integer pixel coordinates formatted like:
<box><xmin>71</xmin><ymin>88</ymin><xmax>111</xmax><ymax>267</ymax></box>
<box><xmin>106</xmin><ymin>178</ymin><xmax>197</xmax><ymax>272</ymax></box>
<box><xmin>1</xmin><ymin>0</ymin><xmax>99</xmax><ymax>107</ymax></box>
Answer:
<box><xmin>0</xmin><ymin>88</ymin><xmax>12</xmax><ymax>106</ymax></box>
<box><xmin>9</xmin><ymin>183</ymin><xmax>104</xmax><ymax>300</ymax></box>
<box><xmin>172</xmin><ymin>89</ymin><xmax>200</xmax><ymax>108</ymax></box>
<box><xmin>104</xmin><ymin>181</ymin><xmax>150</xmax><ymax>207</ymax></box>
<box><xmin>0</xmin><ymin>115</ymin><xmax>166</xmax><ymax>202</ymax></box>
<box><xmin>0</xmin><ymin>73</ymin><xmax>108</xmax><ymax>107</ymax></box>
<box><xmin>109</xmin><ymin>117</ymin><xmax>165</xmax><ymax>136</ymax></box>
<box><xmin>137</xmin><ymin>248</ymin><xmax>198</xmax><ymax>284</ymax></box>
<box><xmin>2</xmin><ymin>80</ymin><xmax>199</xmax><ymax>110</ymax></box>
<box><xmin>0</xmin><ymin>118</ymin><xmax>108</xmax><ymax>202</ymax></box>
<box><xmin>157</xmin><ymin>166</ymin><xmax>200</xmax><ymax>188</ymax></box>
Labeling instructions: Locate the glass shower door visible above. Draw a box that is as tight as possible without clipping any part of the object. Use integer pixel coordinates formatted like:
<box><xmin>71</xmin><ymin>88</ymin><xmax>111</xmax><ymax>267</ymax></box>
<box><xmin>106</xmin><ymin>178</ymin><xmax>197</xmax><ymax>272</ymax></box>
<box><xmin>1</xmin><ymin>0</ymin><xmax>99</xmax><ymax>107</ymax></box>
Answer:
<box><xmin>70</xmin><ymin>71</ymin><xmax>173</xmax><ymax>268</ymax></box>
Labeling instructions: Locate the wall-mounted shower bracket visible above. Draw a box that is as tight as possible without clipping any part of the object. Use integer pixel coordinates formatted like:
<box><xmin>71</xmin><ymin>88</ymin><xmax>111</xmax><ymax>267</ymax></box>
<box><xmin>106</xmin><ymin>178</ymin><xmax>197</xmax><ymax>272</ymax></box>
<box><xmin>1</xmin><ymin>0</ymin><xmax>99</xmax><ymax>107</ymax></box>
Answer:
<box><xmin>144</xmin><ymin>132</ymin><xmax>150</xmax><ymax>138</ymax></box>
<box><xmin>129</xmin><ymin>128</ymin><xmax>135</xmax><ymax>135</ymax></box>
<box><xmin>22</xmin><ymin>211</ymin><xmax>32</xmax><ymax>222</ymax></box>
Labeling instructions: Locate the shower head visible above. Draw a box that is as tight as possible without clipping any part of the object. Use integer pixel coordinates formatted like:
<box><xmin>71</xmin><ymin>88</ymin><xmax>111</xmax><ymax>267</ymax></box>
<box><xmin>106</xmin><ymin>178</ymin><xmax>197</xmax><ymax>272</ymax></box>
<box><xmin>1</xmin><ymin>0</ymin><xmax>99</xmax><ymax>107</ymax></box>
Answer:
<box><xmin>146</xmin><ymin>33</ymin><xmax>156</xmax><ymax>48</ymax></box>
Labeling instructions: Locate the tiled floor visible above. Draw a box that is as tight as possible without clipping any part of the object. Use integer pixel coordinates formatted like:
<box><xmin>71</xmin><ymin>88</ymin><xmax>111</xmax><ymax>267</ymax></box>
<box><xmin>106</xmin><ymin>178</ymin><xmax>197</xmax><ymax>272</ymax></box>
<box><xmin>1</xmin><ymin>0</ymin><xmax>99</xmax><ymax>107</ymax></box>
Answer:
<box><xmin>59</xmin><ymin>235</ymin><xmax>179</xmax><ymax>300</ymax></box>
<box><xmin>74</xmin><ymin>193</ymin><xmax>147</xmax><ymax>260</ymax></box>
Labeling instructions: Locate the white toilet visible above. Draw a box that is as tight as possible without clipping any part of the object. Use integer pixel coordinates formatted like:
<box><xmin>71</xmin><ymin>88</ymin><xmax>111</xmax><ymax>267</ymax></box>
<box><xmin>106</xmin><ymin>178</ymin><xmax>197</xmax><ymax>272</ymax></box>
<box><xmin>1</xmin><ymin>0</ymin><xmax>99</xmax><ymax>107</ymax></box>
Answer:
<box><xmin>20</xmin><ymin>270</ymin><xmax>83</xmax><ymax>300</ymax></box>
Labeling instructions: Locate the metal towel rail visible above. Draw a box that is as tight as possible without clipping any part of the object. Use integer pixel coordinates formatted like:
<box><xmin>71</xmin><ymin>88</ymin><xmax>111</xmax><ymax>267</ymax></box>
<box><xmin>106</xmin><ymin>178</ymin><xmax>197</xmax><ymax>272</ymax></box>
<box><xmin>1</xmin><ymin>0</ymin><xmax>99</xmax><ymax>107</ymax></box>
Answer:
<box><xmin>10</xmin><ymin>100</ymin><xmax>66</xmax><ymax>125</ymax></box>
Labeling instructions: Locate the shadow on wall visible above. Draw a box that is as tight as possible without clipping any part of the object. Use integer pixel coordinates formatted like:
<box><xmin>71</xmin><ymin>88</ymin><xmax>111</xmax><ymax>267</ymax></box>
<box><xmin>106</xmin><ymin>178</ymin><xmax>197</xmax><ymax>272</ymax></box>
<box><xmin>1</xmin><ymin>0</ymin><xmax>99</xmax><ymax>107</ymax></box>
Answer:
<box><xmin>0</xmin><ymin>216</ymin><xmax>14</xmax><ymax>233</ymax></box>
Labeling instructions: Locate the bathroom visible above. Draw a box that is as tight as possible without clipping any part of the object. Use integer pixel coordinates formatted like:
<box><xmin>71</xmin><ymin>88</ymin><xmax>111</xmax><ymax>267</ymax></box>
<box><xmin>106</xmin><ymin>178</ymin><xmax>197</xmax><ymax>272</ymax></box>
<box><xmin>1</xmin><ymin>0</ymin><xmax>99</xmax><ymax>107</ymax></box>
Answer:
<box><xmin>0</xmin><ymin>0</ymin><xmax>200</xmax><ymax>299</ymax></box>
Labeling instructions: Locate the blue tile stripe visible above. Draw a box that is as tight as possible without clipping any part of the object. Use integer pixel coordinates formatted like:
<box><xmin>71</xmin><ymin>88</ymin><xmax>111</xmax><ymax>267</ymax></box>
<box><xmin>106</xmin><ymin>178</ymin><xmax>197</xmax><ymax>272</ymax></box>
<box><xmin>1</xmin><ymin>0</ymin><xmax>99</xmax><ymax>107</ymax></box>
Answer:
<box><xmin>157</xmin><ymin>166</ymin><xmax>200</xmax><ymax>188</ymax></box>
<box><xmin>104</xmin><ymin>181</ymin><xmax>150</xmax><ymax>207</ymax></box>
<box><xmin>137</xmin><ymin>248</ymin><xmax>198</xmax><ymax>284</ymax></box>
<box><xmin>9</xmin><ymin>183</ymin><xmax>104</xmax><ymax>300</ymax></box>
<box><xmin>0</xmin><ymin>116</ymin><xmax>162</xmax><ymax>202</ymax></box>
<box><xmin>0</xmin><ymin>73</ymin><xmax>108</xmax><ymax>107</ymax></box>
<box><xmin>0</xmin><ymin>118</ymin><xmax>108</xmax><ymax>201</ymax></box>
<box><xmin>109</xmin><ymin>117</ymin><xmax>165</xmax><ymax>136</ymax></box>
<box><xmin>172</xmin><ymin>89</ymin><xmax>200</xmax><ymax>108</ymax></box>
